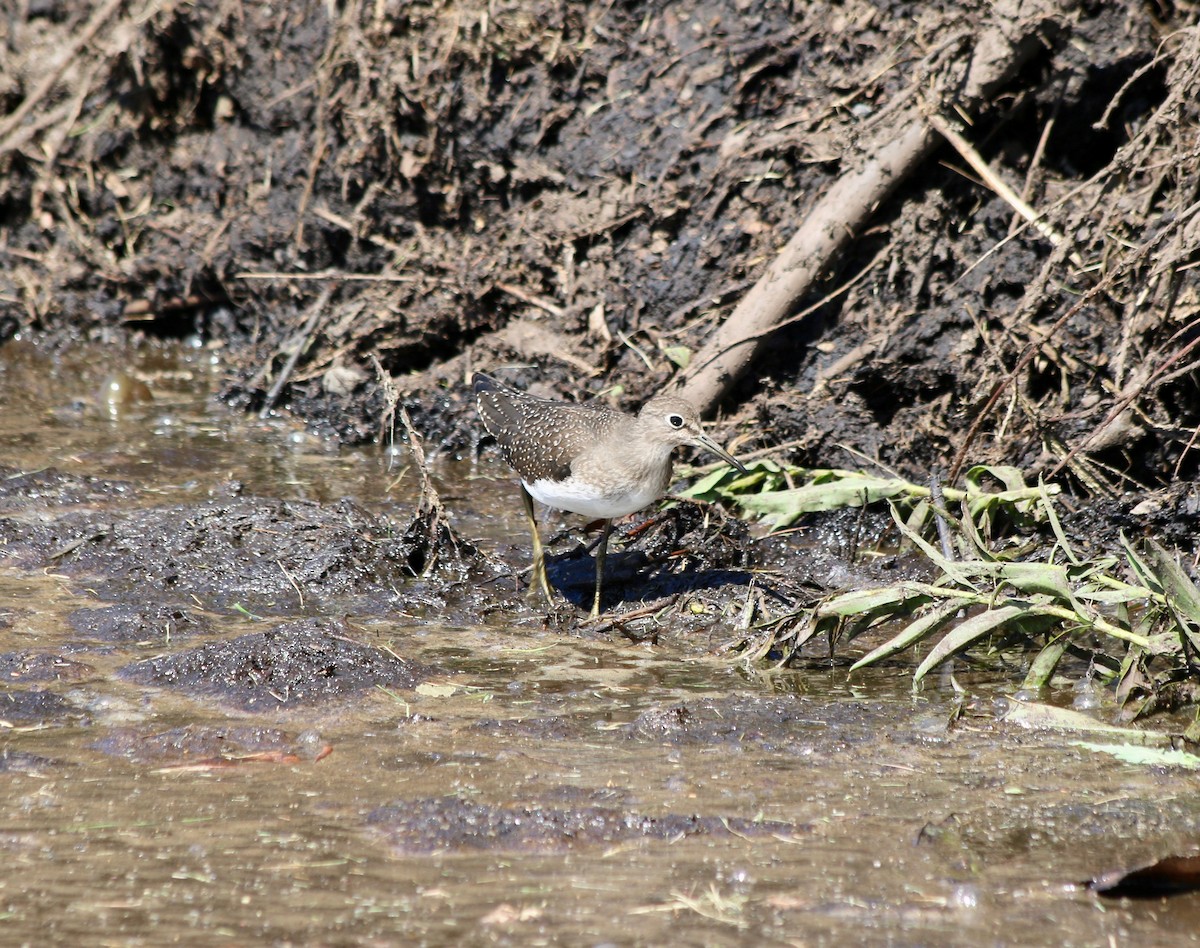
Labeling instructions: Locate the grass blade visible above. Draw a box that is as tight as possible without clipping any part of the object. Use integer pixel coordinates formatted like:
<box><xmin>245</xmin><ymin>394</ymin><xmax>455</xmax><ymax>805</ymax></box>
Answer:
<box><xmin>913</xmin><ymin>604</ymin><xmax>1029</xmax><ymax>685</ymax></box>
<box><xmin>1020</xmin><ymin>635</ymin><xmax>1069</xmax><ymax>690</ymax></box>
<box><xmin>850</xmin><ymin>601</ymin><xmax>963</xmax><ymax>672</ymax></box>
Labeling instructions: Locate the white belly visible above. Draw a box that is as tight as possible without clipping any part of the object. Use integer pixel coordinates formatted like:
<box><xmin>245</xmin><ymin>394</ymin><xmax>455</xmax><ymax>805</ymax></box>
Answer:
<box><xmin>524</xmin><ymin>477</ymin><xmax>664</xmax><ymax>520</ymax></box>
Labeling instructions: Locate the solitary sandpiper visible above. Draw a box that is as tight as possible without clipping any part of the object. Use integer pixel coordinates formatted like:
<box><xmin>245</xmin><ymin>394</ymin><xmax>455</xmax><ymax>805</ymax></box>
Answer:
<box><xmin>473</xmin><ymin>372</ymin><xmax>746</xmax><ymax>617</ymax></box>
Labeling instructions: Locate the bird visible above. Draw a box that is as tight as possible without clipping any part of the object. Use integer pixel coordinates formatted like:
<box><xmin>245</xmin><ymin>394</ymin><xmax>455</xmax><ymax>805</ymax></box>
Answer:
<box><xmin>473</xmin><ymin>372</ymin><xmax>746</xmax><ymax>617</ymax></box>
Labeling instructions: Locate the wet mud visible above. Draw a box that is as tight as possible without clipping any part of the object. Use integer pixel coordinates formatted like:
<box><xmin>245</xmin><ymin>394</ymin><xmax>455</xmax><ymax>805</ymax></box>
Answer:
<box><xmin>66</xmin><ymin>603</ymin><xmax>213</xmax><ymax>645</ymax></box>
<box><xmin>0</xmin><ymin>493</ymin><xmax>476</xmax><ymax>612</ymax></box>
<box><xmin>118</xmin><ymin>619</ymin><xmax>429</xmax><ymax>712</ymax></box>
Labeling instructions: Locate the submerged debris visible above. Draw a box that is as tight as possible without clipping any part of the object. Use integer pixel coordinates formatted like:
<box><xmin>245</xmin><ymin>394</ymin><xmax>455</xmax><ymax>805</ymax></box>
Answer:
<box><xmin>94</xmin><ymin>723</ymin><xmax>326</xmax><ymax>766</ymax></box>
<box><xmin>366</xmin><ymin>795</ymin><xmax>798</xmax><ymax>854</ymax></box>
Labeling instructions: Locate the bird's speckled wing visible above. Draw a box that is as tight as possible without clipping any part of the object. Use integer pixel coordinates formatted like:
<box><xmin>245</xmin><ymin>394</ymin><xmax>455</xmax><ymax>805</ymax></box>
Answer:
<box><xmin>474</xmin><ymin>375</ymin><xmax>618</xmax><ymax>483</ymax></box>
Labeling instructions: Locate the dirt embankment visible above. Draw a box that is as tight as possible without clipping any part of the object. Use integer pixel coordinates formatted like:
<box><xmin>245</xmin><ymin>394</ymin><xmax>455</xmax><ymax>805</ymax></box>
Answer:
<box><xmin>2</xmin><ymin>0</ymin><xmax>1198</xmax><ymax>516</ymax></box>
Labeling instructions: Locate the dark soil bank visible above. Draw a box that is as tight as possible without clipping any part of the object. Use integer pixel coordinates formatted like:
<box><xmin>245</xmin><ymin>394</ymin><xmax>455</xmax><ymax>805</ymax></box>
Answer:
<box><xmin>3</xmin><ymin>0</ymin><xmax>1198</xmax><ymax>501</ymax></box>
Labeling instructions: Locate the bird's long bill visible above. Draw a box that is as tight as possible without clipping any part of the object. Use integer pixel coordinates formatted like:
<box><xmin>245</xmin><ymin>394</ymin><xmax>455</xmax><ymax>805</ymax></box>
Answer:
<box><xmin>692</xmin><ymin>432</ymin><xmax>748</xmax><ymax>474</ymax></box>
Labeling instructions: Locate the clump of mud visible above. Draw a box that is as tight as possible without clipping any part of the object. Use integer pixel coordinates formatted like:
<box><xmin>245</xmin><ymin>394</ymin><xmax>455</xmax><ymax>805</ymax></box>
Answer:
<box><xmin>0</xmin><ymin>465</ymin><xmax>137</xmax><ymax>512</ymax></box>
<box><xmin>624</xmin><ymin>695</ymin><xmax>913</xmax><ymax>753</ymax></box>
<box><xmin>0</xmin><ymin>493</ymin><xmax>481</xmax><ymax>613</ymax></box>
<box><xmin>67</xmin><ymin>603</ymin><xmax>213</xmax><ymax>645</ymax></box>
<box><xmin>0</xmin><ymin>689</ymin><xmax>89</xmax><ymax>727</ymax></box>
<box><xmin>118</xmin><ymin>618</ymin><xmax>428</xmax><ymax>711</ymax></box>
<box><xmin>0</xmin><ymin>651</ymin><xmax>94</xmax><ymax>683</ymax></box>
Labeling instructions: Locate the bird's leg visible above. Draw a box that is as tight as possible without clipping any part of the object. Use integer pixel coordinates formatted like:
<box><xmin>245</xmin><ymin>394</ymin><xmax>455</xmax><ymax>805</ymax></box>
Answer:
<box><xmin>521</xmin><ymin>485</ymin><xmax>554</xmax><ymax>603</ymax></box>
<box><xmin>590</xmin><ymin>518</ymin><xmax>613</xmax><ymax>618</ymax></box>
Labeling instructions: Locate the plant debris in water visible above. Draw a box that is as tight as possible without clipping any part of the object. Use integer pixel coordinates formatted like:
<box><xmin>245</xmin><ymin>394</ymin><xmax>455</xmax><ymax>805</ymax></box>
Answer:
<box><xmin>713</xmin><ymin>464</ymin><xmax>1200</xmax><ymax>715</ymax></box>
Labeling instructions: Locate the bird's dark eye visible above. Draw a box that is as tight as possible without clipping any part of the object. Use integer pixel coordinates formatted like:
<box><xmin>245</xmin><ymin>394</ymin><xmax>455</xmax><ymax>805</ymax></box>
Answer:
<box><xmin>668</xmin><ymin>413</ymin><xmax>685</xmax><ymax>429</ymax></box>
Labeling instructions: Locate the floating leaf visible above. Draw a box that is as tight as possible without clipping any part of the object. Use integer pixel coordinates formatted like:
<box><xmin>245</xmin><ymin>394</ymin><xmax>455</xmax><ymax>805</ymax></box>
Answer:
<box><xmin>1071</xmin><ymin>741</ymin><xmax>1200</xmax><ymax>769</ymax></box>
<box><xmin>1002</xmin><ymin>700</ymin><xmax>1169</xmax><ymax>740</ymax></box>
<box><xmin>415</xmin><ymin>683</ymin><xmax>458</xmax><ymax>698</ymax></box>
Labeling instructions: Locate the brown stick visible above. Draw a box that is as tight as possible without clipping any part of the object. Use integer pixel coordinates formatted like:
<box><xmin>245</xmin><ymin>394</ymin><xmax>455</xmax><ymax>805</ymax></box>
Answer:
<box><xmin>677</xmin><ymin>2</ymin><xmax>1061</xmax><ymax>414</ymax></box>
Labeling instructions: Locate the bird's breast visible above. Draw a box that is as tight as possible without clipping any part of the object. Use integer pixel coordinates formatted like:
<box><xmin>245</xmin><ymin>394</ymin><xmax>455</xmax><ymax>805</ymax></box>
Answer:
<box><xmin>523</xmin><ymin>468</ymin><xmax>670</xmax><ymax>520</ymax></box>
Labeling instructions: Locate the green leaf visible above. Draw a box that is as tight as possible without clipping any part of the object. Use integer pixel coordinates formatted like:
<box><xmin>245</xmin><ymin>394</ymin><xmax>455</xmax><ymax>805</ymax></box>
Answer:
<box><xmin>913</xmin><ymin>604</ymin><xmax>1029</xmax><ymax>684</ymax></box>
<box><xmin>849</xmin><ymin>601</ymin><xmax>963</xmax><ymax>672</ymax></box>
<box><xmin>957</xmin><ymin>494</ymin><xmax>997</xmax><ymax>560</ymax></box>
<box><xmin>888</xmin><ymin>503</ymin><xmax>980</xmax><ymax>590</ymax></box>
<box><xmin>1074</xmin><ymin>584</ymin><xmax>1158</xmax><ymax>605</ymax></box>
<box><xmin>660</xmin><ymin>344</ymin><xmax>692</xmax><ymax>369</ymax></box>
<box><xmin>735</xmin><ymin>475</ymin><xmax>915</xmax><ymax>526</ymax></box>
<box><xmin>1141</xmin><ymin>540</ymin><xmax>1200</xmax><ymax>657</ymax></box>
<box><xmin>1021</xmin><ymin>636</ymin><xmax>1069</xmax><ymax>691</ymax></box>
<box><xmin>681</xmin><ymin>465</ymin><xmax>734</xmax><ymax>498</ymax></box>
<box><xmin>1039</xmin><ymin>477</ymin><xmax>1081</xmax><ymax>565</ymax></box>
<box><xmin>998</xmin><ymin>562</ymin><xmax>1071</xmax><ymax>599</ymax></box>
<box><xmin>1120</xmin><ymin>532</ymin><xmax>1161</xmax><ymax>593</ymax></box>
<box><xmin>818</xmin><ymin>585</ymin><xmax>924</xmax><ymax>618</ymax></box>
<box><xmin>964</xmin><ymin>464</ymin><xmax>1028</xmax><ymax>493</ymax></box>
<box><xmin>1142</xmin><ymin>540</ymin><xmax>1200</xmax><ymax>624</ymax></box>
<box><xmin>723</xmin><ymin>468</ymin><xmax>780</xmax><ymax>493</ymax></box>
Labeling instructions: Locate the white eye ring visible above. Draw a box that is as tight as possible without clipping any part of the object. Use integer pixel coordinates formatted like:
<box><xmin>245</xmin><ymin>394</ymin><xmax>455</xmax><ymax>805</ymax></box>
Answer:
<box><xmin>667</xmin><ymin>414</ymin><xmax>685</xmax><ymax>429</ymax></box>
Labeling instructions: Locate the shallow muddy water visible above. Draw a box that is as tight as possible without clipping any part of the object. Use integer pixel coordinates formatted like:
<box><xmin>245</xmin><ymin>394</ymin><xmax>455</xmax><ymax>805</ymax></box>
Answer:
<box><xmin>1</xmin><ymin>342</ymin><xmax>1199</xmax><ymax>946</ymax></box>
